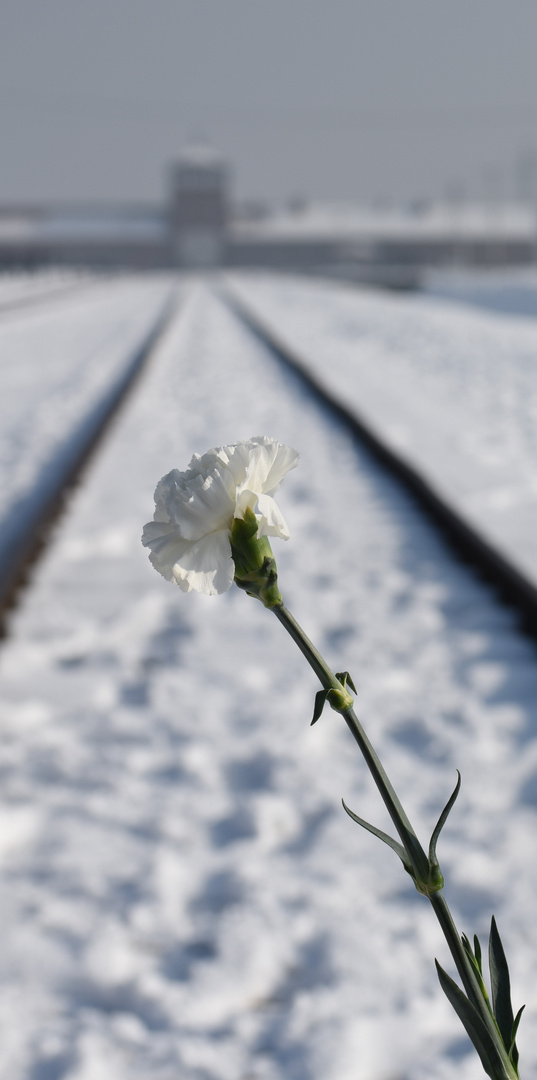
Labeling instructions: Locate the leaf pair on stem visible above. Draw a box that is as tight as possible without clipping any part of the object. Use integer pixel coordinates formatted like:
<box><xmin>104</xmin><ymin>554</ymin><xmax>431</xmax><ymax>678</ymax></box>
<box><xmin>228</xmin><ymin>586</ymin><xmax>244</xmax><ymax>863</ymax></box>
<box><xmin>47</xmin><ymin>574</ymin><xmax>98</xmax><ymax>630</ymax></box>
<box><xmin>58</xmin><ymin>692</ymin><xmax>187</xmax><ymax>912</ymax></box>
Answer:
<box><xmin>436</xmin><ymin>919</ymin><xmax>524</xmax><ymax>1079</ymax></box>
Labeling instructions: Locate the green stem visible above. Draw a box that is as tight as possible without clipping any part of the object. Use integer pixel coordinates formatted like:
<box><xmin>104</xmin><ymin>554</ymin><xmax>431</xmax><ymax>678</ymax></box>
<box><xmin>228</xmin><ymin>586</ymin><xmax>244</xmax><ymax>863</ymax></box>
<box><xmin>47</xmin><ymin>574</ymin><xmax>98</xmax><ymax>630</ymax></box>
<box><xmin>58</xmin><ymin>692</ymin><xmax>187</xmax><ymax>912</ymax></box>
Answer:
<box><xmin>272</xmin><ymin>601</ymin><xmax>519</xmax><ymax>1080</ymax></box>
<box><xmin>430</xmin><ymin>894</ymin><xmax>518</xmax><ymax>1080</ymax></box>
<box><xmin>273</xmin><ymin>603</ymin><xmax>428</xmax><ymax>879</ymax></box>
<box><xmin>431</xmin><ymin>893</ymin><xmax>492</xmax><ymax>1015</ymax></box>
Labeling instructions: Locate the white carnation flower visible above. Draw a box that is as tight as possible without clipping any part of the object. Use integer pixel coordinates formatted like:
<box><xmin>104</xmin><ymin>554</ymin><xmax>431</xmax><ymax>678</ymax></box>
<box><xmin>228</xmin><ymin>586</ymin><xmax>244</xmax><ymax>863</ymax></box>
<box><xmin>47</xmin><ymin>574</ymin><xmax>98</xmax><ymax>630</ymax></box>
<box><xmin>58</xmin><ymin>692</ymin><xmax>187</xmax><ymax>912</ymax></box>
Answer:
<box><xmin>142</xmin><ymin>436</ymin><xmax>299</xmax><ymax>595</ymax></box>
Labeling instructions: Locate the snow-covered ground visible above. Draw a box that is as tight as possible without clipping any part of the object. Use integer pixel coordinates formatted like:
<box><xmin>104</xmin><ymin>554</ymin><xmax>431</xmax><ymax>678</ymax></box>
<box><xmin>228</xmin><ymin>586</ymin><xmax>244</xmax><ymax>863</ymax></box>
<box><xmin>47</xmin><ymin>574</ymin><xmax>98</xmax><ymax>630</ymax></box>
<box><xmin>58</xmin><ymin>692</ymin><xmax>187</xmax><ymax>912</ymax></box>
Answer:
<box><xmin>0</xmin><ymin>269</ymin><xmax>91</xmax><ymax>310</ymax></box>
<box><xmin>0</xmin><ymin>279</ymin><xmax>536</xmax><ymax>1080</ymax></box>
<box><xmin>0</xmin><ymin>274</ymin><xmax>174</xmax><ymax>589</ymax></box>
<box><xmin>422</xmin><ymin>267</ymin><xmax>537</xmax><ymax>320</ymax></box>
<box><xmin>228</xmin><ymin>271</ymin><xmax>537</xmax><ymax>593</ymax></box>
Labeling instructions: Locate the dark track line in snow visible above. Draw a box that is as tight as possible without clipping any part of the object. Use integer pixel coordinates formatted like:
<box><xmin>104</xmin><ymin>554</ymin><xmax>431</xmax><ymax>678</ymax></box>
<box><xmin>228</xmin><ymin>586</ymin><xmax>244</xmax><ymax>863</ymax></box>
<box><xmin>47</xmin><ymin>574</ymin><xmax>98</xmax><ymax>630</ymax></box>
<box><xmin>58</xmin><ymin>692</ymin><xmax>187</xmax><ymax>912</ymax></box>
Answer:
<box><xmin>221</xmin><ymin>283</ymin><xmax>537</xmax><ymax>640</ymax></box>
<box><xmin>0</xmin><ymin>284</ymin><xmax>180</xmax><ymax>636</ymax></box>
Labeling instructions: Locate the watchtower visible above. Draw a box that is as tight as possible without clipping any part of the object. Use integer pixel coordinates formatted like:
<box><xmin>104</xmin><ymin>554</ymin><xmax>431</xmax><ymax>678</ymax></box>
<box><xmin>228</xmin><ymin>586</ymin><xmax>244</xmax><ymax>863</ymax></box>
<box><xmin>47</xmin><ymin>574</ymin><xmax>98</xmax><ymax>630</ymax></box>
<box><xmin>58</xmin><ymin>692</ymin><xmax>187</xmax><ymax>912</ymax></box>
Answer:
<box><xmin>169</xmin><ymin>144</ymin><xmax>228</xmax><ymax>267</ymax></box>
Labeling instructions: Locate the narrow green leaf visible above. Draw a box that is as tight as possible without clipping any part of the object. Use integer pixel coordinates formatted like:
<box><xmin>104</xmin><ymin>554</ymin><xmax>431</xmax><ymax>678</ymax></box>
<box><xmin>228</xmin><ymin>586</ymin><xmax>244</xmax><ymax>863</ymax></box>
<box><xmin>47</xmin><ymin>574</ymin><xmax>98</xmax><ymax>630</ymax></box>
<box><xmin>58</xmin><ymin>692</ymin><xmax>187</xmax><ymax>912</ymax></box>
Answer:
<box><xmin>341</xmin><ymin>799</ymin><xmax>413</xmax><ymax>873</ymax></box>
<box><xmin>335</xmin><ymin>670</ymin><xmax>357</xmax><ymax>695</ymax></box>
<box><xmin>428</xmin><ymin>771</ymin><xmax>461</xmax><ymax>867</ymax></box>
<box><xmin>489</xmin><ymin>916</ymin><xmax>515</xmax><ymax>1053</ymax></box>
<box><xmin>311</xmin><ymin>688</ymin><xmax>329</xmax><ymax>725</ymax></box>
<box><xmin>509</xmin><ymin>1004</ymin><xmax>525</xmax><ymax>1066</ymax></box>
<box><xmin>462</xmin><ymin>934</ymin><xmax>490</xmax><ymax>1002</ymax></box>
<box><xmin>435</xmin><ymin>961</ymin><xmax>508</xmax><ymax>1080</ymax></box>
<box><xmin>462</xmin><ymin>935</ymin><xmax>478</xmax><ymax>972</ymax></box>
<box><xmin>474</xmin><ymin>934</ymin><xmax>483</xmax><ymax>976</ymax></box>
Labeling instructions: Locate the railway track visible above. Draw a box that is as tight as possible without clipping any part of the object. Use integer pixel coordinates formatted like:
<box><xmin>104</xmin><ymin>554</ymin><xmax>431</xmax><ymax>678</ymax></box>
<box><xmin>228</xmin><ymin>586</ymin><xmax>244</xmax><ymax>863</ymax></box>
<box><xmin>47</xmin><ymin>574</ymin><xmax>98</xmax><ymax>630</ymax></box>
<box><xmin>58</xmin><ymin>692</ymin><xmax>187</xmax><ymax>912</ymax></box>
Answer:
<box><xmin>221</xmin><ymin>280</ymin><xmax>537</xmax><ymax>641</ymax></box>
<box><xmin>0</xmin><ymin>281</ymin><xmax>534</xmax><ymax>1079</ymax></box>
<box><xmin>3</xmin><ymin>274</ymin><xmax>537</xmax><ymax>648</ymax></box>
<box><xmin>0</xmin><ymin>282</ymin><xmax>179</xmax><ymax>633</ymax></box>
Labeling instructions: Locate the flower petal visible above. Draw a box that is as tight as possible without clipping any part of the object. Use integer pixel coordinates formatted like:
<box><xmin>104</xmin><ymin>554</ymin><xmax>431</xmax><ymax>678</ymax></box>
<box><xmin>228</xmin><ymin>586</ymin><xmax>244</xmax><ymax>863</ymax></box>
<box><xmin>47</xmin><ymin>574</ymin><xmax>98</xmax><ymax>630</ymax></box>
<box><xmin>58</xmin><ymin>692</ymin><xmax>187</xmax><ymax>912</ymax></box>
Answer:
<box><xmin>154</xmin><ymin>465</ymin><xmax>235</xmax><ymax>542</ymax></box>
<box><xmin>142</xmin><ymin>521</ymin><xmax>234</xmax><ymax>594</ymax></box>
<box><xmin>141</xmin><ymin>520</ymin><xmax>194</xmax><ymax>582</ymax></box>
<box><xmin>170</xmin><ymin>529</ymin><xmax>235</xmax><ymax>594</ymax></box>
<box><xmin>240</xmin><ymin>438</ymin><xmax>299</xmax><ymax>498</ymax></box>
<box><xmin>255</xmin><ymin>493</ymin><xmax>291</xmax><ymax>539</ymax></box>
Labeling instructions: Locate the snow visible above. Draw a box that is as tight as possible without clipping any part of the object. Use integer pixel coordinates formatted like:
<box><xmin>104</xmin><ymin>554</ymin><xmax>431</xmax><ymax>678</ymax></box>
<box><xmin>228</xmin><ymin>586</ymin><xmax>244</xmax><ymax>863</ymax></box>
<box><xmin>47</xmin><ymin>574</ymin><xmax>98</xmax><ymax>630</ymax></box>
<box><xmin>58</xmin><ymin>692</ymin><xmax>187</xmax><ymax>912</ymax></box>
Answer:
<box><xmin>228</xmin><ymin>271</ymin><xmax>537</xmax><ymax>595</ymax></box>
<box><xmin>232</xmin><ymin>202</ymin><xmax>537</xmax><ymax>243</ymax></box>
<box><xmin>0</xmin><ymin>269</ymin><xmax>90</xmax><ymax>309</ymax></box>
<box><xmin>423</xmin><ymin>267</ymin><xmax>537</xmax><ymax>319</ymax></box>
<box><xmin>0</xmin><ymin>274</ymin><xmax>174</xmax><ymax>589</ymax></box>
<box><xmin>0</xmin><ymin>278</ymin><xmax>535</xmax><ymax>1080</ymax></box>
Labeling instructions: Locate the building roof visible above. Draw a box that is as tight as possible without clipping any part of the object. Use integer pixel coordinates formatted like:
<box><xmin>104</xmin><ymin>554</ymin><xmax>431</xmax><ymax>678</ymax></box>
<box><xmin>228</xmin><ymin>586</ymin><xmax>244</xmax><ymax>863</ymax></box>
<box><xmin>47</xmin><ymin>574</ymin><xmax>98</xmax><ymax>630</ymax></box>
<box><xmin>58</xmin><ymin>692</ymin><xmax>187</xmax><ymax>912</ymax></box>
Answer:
<box><xmin>175</xmin><ymin>142</ymin><xmax>226</xmax><ymax>170</ymax></box>
<box><xmin>0</xmin><ymin>207</ymin><xmax>167</xmax><ymax>247</ymax></box>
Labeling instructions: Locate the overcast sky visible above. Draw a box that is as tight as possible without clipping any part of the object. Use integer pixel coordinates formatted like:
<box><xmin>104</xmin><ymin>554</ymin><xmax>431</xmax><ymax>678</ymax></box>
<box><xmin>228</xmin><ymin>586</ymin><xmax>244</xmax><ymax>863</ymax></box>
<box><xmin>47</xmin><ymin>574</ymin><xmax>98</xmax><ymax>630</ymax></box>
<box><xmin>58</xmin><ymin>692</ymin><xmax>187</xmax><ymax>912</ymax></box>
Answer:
<box><xmin>2</xmin><ymin>0</ymin><xmax>537</xmax><ymax>208</ymax></box>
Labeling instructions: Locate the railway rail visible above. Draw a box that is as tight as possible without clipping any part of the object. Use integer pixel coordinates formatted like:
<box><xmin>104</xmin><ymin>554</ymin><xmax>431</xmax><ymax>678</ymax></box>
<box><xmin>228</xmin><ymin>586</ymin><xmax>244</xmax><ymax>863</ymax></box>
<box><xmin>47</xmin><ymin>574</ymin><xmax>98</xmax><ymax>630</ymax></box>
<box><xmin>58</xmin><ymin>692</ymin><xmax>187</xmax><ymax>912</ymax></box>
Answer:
<box><xmin>0</xmin><ymin>282</ymin><xmax>179</xmax><ymax>633</ymax></box>
<box><xmin>221</xmin><ymin>281</ymin><xmax>537</xmax><ymax>641</ymax></box>
<box><xmin>3</xmin><ymin>274</ymin><xmax>537</xmax><ymax>647</ymax></box>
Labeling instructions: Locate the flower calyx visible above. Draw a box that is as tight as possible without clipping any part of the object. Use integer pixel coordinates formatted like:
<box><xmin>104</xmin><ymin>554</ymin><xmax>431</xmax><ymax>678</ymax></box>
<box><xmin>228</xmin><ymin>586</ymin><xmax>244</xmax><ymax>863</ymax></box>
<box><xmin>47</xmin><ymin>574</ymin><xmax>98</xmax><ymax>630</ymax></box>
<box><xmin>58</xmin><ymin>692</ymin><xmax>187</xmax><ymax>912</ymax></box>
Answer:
<box><xmin>231</xmin><ymin>508</ymin><xmax>283</xmax><ymax>608</ymax></box>
<box><xmin>311</xmin><ymin>670</ymin><xmax>356</xmax><ymax>725</ymax></box>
